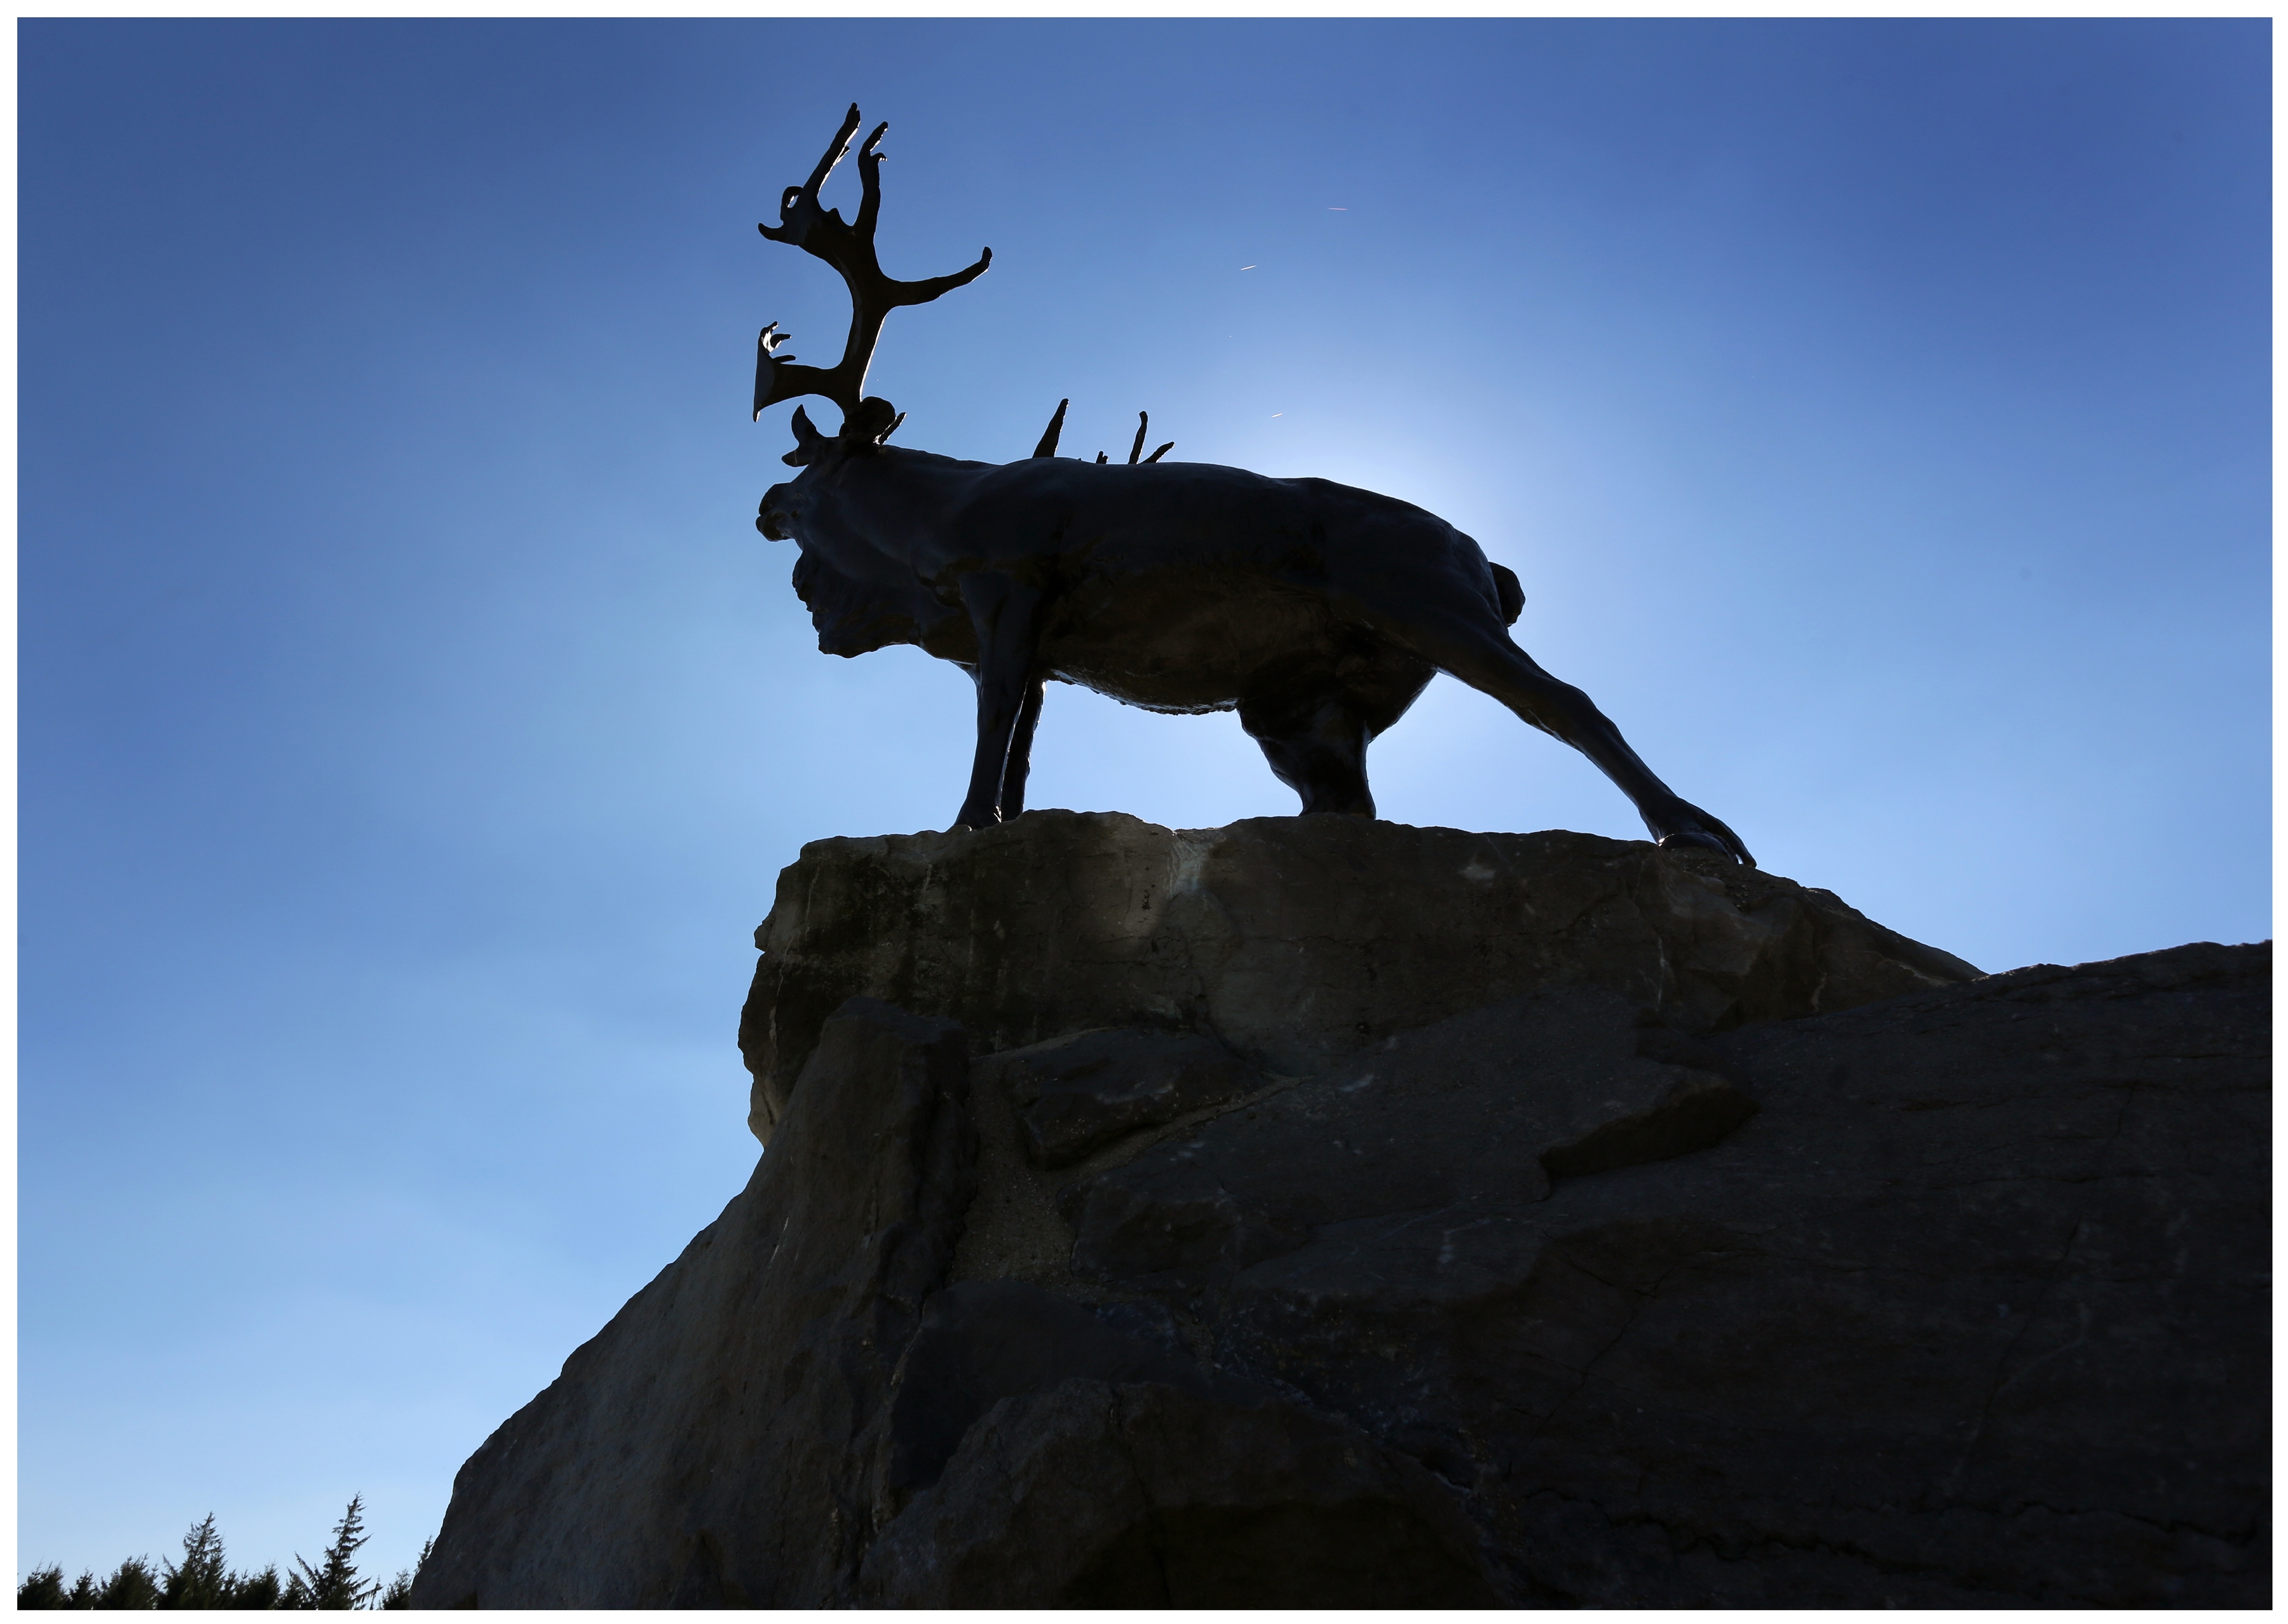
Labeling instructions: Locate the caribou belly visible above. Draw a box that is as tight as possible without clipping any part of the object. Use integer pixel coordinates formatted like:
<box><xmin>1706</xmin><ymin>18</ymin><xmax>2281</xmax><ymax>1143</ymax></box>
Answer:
<box><xmin>1034</xmin><ymin>568</ymin><xmax>1344</xmax><ymax>715</ymax></box>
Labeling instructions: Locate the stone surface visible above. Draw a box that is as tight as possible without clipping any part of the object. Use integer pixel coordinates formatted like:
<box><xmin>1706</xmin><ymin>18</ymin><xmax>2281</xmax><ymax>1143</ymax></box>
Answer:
<box><xmin>858</xmin><ymin>1377</ymin><xmax>1509</xmax><ymax>1608</ymax></box>
<box><xmin>410</xmin><ymin>999</ymin><xmax>976</xmax><ymax>1608</ymax></box>
<box><xmin>987</xmin><ymin>1025</ymin><xmax>1265</xmax><ymax>1168</ymax></box>
<box><xmin>1068</xmin><ymin>940</ymin><xmax>2270</xmax><ymax>1606</ymax></box>
<box><xmin>872</xmin><ymin>1279</ymin><xmax>1209</xmax><ymax>1518</ymax></box>
<box><xmin>419</xmin><ymin>817</ymin><xmax>2266</xmax><ymax>1609</ymax></box>
<box><xmin>738</xmin><ymin>810</ymin><xmax>1979</xmax><ymax>1144</ymax></box>
<box><xmin>1060</xmin><ymin>985</ymin><xmax>1756</xmax><ymax>1307</ymax></box>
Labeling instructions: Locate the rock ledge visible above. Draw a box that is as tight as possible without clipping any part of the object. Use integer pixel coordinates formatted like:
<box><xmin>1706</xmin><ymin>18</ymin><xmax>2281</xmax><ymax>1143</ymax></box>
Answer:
<box><xmin>738</xmin><ymin>811</ymin><xmax>1977</xmax><ymax>1143</ymax></box>
<box><xmin>414</xmin><ymin>818</ymin><xmax>2266</xmax><ymax>1609</ymax></box>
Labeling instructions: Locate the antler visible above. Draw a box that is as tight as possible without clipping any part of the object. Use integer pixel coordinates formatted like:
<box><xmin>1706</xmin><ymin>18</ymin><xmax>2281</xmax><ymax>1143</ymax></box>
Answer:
<box><xmin>753</xmin><ymin>105</ymin><xmax>992</xmax><ymax>434</ymax></box>
<box><xmin>1120</xmin><ymin>411</ymin><xmax>1176</xmax><ymax>464</ymax></box>
<box><xmin>1037</xmin><ymin>399</ymin><xmax>1175</xmax><ymax>465</ymax></box>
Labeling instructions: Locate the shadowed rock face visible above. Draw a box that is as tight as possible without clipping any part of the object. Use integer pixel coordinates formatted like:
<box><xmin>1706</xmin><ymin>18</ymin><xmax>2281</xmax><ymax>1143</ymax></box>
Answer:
<box><xmin>414</xmin><ymin>819</ymin><xmax>2266</xmax><ymax>1609</ymax></box>
<box><xmin>737</xmin><ymin>811</ymin><xmax>1978</xmax><ymax>1145</ymax></box>
<box><xmin>1100</xmin><ymin>943</ymin><xmax>2270</xmax><ymax>1607</ymax></box>
<box><xmin>410</xmin><ymin>999</ymin><xmax>977</xmax><ymax>1608</ymax></box>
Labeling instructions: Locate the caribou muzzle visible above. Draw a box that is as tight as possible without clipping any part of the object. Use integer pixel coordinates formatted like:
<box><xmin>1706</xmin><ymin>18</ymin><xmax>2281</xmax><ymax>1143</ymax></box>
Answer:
<box><xmin>757</xmin><ymin>483</ymin><xmax>798</xmax><ymax>540</ymax></box>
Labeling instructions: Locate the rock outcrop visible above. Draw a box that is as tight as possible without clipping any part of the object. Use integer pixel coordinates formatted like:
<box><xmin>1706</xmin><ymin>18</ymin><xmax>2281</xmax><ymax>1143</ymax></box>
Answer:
<box><xmin>736</xmin><ymin>812</ymin><xmax>1978</xmax><ymax>1143</ymax></box>
<box><xmin>413</xmin><ymin>815</ymin><xmax>2268</xmax><ymax>1609</ymax></box>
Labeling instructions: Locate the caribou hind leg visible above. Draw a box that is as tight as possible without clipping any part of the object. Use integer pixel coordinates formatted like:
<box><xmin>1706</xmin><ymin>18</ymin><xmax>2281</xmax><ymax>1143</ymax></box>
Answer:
<box><xmin>1237</xmin><ymin>646</ymin><xmax>1433</xmax><ymax>818</ymax></box>
<box><xmin>1377</xmin><ymin>600</ymin><xmax>1754</xmax><ymax>865</ymax></box>
<box><xmin>1240</xmin><ymin>693</ymin><xmax>1377</xmax><ymax>816</ymax></box>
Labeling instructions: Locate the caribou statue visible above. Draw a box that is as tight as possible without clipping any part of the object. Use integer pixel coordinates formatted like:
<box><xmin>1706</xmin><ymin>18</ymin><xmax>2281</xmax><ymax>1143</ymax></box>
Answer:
<box><xmin>752</xmin><ymin>106</ymin><xmax>1753</xmax><ymax>865</ymax></box>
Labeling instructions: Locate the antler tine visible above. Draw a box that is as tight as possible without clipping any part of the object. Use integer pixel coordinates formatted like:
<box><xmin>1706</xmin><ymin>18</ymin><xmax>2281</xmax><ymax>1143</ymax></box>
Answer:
<box><xmin>801</xmin><ymin>105</ymin><xmax>864</xmax><ymax>219</ymax></box>
<box><xmin>1033</xmin><ymin>399</ymin><xmax>1070</xmax><ymax>458</ymax></box>
<box><xmin>852</xmin><ymin>120</ymin><xmax>889</xmax><ymax>244</ymax></box>
<box><xmin>761</xmin><ymin>105</ymin><xmax>863</xmax><ymax>267</ymax></box>
<box><xmin>1144</xmin><ymin>442</ymin><xmax>1175</xmax><ymax>463</ymax></box>
<box><xmin>1127</xmin><ymin>412</ymin><xmax>1149</xmax><ymax>465</ymax></box>
<box><xmin>754</xmin><ymin>106</ymin><xmax>993</xmax><ymax>429</ymax></box>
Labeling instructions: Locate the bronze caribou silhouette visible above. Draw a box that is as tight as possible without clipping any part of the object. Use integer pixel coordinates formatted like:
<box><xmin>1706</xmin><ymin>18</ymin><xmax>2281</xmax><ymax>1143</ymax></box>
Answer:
<box><xmin>752</xmin><ymin>107</ymin><xmax>1752</xmax><ymax>865</ymax></box>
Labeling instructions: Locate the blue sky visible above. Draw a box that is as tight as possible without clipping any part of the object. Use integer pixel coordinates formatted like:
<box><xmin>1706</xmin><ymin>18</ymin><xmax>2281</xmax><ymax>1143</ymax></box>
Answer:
<box><xmin>20</xmin><ymin>19</ymin><xmax>2268</xmax><ymax>1580</ymax></box>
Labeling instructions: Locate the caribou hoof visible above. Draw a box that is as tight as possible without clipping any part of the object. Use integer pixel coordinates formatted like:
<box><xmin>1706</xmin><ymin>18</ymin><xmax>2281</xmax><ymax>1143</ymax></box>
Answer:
<box><xmin>950</xmin><ymin>801</ymin><xmax>1006</xmax><ymax>833</ymax></box>
<box><xmin>1652</xmin><ymin>800</ymin><xmax>1754</xmax><ymax>868</ymax></box>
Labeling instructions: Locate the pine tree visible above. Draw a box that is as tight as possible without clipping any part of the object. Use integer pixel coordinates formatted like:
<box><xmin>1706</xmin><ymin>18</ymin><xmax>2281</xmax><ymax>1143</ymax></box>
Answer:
<box><xmin>97</xmin><ymin>1556</ymin><xmax>163</xmax><ymax>1607</ymax></box>
<box><xmin>20</xmin><ymin>1501</ymin><xmax>381</xmax><ymax>1611</ymax></box>
<box><xmin>376</xmin><ymin>1539</ymin><xmax>432</xmax><ymax>1611</ymax></box>
<box><xmin>160</xmin><ymin>1515</ymin><xmax>229</xmax><ymax>1608</ymax></box>
<box><xmin>287</xmin><ymin>1496</ymin><xmax>378</xmax><ymax>1610</ymax></box>
<box><xmin>224</xmin><ymin>1564</ymin><xmax>283</xmax><ymax>1609</ymax></box>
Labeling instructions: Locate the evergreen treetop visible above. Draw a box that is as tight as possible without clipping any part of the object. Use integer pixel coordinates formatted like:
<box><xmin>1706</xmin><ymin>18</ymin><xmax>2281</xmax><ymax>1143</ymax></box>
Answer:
<box><xmin>289</xmin><ymin>1495</ymin><xmax>380</xmax><ymax>1610</ymax></box>
<box><xmin>20</xmin><ymin>1496</ymin><xmax>421</xmax><ymax>1611</ymax></box>
<box><xmin>161</xmin><ymin>1514</ymin><xmax>229</xmax><ymax>1609</ymax></box>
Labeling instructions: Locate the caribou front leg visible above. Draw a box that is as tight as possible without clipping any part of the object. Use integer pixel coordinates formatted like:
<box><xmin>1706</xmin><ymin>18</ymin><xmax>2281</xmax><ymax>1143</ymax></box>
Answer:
<box><xmin>951</xmin><ymin>572</ymin><xmax>1045</xmax><ymax>831</ymax></box>
<box><xmin>998</xmin><ymin>673</ymin><xmax>1049</xmax><ymax>817</ymax></box>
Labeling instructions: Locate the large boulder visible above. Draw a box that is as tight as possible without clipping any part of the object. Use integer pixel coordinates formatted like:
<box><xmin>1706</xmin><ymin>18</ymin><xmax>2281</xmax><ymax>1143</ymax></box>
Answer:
<box><xmin>1062</xmin><ymin>942</ymin><xmax>2269</xmax><ymax>1607</ymax></box>
<box><xmin>737</xmin><ymin>811</ymin><xmax>1977</xmax><ymax>1143</ymax></box>
<box><xmin>415</xmin><ymin>817</ymin><xmax>2267</xmax><ymax>1609</ymax></box>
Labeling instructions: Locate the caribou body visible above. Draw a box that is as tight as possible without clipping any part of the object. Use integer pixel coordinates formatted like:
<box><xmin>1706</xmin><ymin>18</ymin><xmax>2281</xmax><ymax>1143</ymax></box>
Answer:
<box><xmin>751</xmin><ymin>107</ymin><xmax>1752</xmax><ymax>864</ymax></box>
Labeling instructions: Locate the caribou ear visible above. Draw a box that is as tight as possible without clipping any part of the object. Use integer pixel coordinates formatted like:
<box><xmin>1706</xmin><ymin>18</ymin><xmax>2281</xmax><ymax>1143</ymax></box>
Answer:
<box><xmin>847</xmin><ymin>396</ymin><xmax>899</xmax><ymax>446</ymax></box>
<box><xmin>782</xmin><ymin>404</ymin><xmax>828</xmax><ymax>467</ymax></box>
